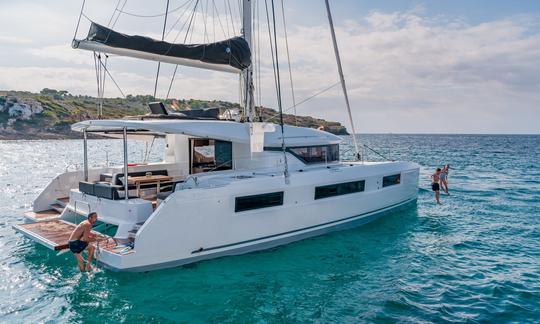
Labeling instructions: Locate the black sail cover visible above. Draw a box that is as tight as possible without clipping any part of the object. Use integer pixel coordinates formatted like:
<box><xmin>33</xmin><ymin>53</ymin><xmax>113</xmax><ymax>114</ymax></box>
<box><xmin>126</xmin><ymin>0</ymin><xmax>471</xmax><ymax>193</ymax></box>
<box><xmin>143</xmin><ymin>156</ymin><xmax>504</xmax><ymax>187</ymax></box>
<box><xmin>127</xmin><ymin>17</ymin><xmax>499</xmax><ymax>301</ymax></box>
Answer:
<box><xmin>83</xmin><ymin>22</ymin><xmax>251</xmax><ymax>70</ymax></box>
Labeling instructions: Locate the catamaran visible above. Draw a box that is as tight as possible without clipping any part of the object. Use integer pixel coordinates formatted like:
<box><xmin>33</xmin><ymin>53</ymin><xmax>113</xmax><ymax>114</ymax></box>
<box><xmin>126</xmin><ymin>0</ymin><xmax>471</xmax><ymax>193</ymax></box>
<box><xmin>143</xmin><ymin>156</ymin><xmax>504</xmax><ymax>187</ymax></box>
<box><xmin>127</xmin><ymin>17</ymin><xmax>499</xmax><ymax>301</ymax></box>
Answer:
<box><xmin>13</xmin><ymin>0</ymin><xmax>419</xmax><ymax>272</ymax></box>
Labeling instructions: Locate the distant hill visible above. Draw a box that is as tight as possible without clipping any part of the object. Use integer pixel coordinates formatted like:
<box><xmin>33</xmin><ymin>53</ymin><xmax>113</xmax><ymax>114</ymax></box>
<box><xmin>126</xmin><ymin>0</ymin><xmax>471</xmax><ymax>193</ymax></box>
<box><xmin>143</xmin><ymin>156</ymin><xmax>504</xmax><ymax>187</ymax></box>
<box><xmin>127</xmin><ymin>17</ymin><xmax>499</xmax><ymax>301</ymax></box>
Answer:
<box><xmin>0</xmin><ymin>89</ymin><xmax>348</xmax><ymax>140</ymax></box>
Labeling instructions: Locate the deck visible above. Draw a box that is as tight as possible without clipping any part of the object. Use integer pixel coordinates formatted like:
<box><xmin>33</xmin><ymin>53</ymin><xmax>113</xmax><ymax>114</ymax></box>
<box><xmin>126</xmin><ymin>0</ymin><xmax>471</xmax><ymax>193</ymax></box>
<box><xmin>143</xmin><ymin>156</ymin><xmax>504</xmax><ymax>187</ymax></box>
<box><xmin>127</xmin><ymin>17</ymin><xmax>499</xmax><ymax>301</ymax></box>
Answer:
<box><xmin>13</xmin><ymin>220</ymin><xmax>108</xmax><ymax>251</ymax></box>
<box><xmin>24</xmin><ymin>209</ymin><xmax>61</xmax><ymax>222</ymax></box>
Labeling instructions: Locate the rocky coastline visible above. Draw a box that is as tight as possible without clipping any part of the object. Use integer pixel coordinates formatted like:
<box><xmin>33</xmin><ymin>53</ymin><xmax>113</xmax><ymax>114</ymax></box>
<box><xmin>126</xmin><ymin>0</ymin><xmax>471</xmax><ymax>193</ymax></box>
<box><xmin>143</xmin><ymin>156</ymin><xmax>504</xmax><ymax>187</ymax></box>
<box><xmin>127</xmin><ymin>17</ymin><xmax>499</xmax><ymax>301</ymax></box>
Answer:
<box><xmin>0</xmin><ymin>89</ymin><xmax>348</xmax><ymax>140</ymax></box>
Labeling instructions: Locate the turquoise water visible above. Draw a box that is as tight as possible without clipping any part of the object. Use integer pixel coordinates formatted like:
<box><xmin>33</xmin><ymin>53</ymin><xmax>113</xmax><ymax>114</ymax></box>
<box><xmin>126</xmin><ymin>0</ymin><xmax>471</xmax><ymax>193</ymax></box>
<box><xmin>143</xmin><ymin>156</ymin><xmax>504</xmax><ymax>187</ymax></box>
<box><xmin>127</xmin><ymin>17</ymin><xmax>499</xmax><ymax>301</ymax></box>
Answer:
<box><xmin>1</xmin><ymin>135</ymin><xmax>539</xmax><ymax>322</ymax></box>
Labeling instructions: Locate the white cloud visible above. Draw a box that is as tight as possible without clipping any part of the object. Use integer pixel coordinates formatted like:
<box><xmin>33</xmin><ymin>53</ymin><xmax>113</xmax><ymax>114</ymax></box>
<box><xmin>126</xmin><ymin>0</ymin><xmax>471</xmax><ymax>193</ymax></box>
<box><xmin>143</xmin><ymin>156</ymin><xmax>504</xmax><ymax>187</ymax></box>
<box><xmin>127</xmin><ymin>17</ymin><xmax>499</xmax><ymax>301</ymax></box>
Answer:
<box><xmin>25</xmin><ymin>45</ymin><xmax>93</xmax><ymax>65</ymax></box>
<box><xmin>0</xmin><ymin>66</ymin><xmax>138</xmax><ymax>96</ymax></box>
<box><xmin>267</xmin><ymin>11</ymin><xmax>540</xmax><ymax>133</ymax></box>
<box><xmin>0</xmin><ymin>3</ymin><xmax>539</xmax><ymax>133</ymax></box>
<box><xmin>0</xmin><ymin>65</ymin><xmax>240</xmax><ymax>103</ymax></box>
<box><xmin>0</xmin><ymin>35</ymin><xmax>32</xmax><ymax>45</ymax></box>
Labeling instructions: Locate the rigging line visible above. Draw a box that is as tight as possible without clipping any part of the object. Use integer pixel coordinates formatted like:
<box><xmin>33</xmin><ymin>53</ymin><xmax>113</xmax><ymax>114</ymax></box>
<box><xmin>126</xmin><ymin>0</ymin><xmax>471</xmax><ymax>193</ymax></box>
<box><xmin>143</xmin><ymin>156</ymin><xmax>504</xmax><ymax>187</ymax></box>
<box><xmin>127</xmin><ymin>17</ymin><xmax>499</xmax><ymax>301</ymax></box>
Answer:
<box><xmin>256</xmin><ymin>0</ymin><xmax>262</xmax><ymax>116</ymax></box>
<box><xmin>202</xmin><ymin>0</ymin><xmax>209</xmax><ymax>43</ymax></box>
<box><xmin>223</xmin><ymin>1</ymin><xmax>232</xmax><ymax>37</ymax></box>
<box><xmin>252</xmin><ymin>0</ymin><xmax>261</xmax><ymax>120</ymax></box>
<box><xmin>100</xmin><ymin>55</ymin><xmax>109</xmax><ymax>117</ymax></box>
<box><xmin>251</xmin><ymin>0</ymin><xmax>257</xmax><ymax>108</ymax></box>
<box><xmin>363</xmin><ymin>144</ymin><xmax>394</xmax><ymax>162</ymax></box>
<box><xmin>73</xmin><ymin>0</ymin><xmax>86</xmax><ymax>41</ymax></box>
<box><xmin>264</xmin><ymin>0</ymin><xmax>279</xmax><ymax>115</ymax></box>
<box><xmin>95</xmin><ymin>57</ymin><xmax>126</xmax><ymax>98</ymax></box>
<box><xmin>324</xmin><ymin>0</ymin><xmax>360</xmax><ymax>161</ymax></box>
<box><xmin>239</xmin><ymin>74</ymin><xmax>242</xmax><ymax>116</ymax></box>
<box><xmin>270</xmin><ymin>0</ymin><xmax>290</xmax><ymax>183</ymax></box>
<box><xmin>290</xmin><ymin>81</ymin><xmax>340</xmax><ymax>109</ymax></box>
<box><xmin>115</xmin><ymin>0</ymin><xmax>192</xmax><ymax>18</ymax></box>
<box><xmin>188</xmin><ymin>2</ymin><xmax>198</xmax><ymax>43</ymax></box>
<box><xmin>165</xmin><ymin>0</ymin><xmax>196</xmax><ymax>39</ymax></box>
<box><xmin>164</xmin><ymin>0</ymin><xmax>196</xmax><ymax>38</ymax></box>
<box><xmin>103</xmin><ymin>0</ymin><xmax>128</xmax><ymax>44</ymax></box>
<box><xmin>280</xmin><ymin>0</ymin><xmax>297</xmax><ymax>126</ymax></box>
<box><xmin>212</xmin><ymin>0</ymin><xmax>215</xmax><ymax>42</ymax></box>
<box><xmin>170</xmin><ymin>0</ymin><xmax>199</xmax><ymax>45</ymax></box>
<box><xmin>226</xmin><ymin>0</ymin><xmax>236</xmax><ymax>34</ymax></box>
<box><xmin>111</xmin><ymin>0</ymin><xmax>128</xmax><ymax>30</ymax></box>
<box><xmin>80</xmin><ymin>12</ymin><xmax>93</xmax><ymax>22</ymax></box>
<box><xmin>211</xmin><ymin>0</ymin><xmax>227</xmax><ymax>39</ymax></box>
<box><xmin>143</xmin><ymin>136</ymin><xmax>156</xmax><ymax>163</ymax></box>
<box><xmin>97</xmin><ymin>53</ymin><xmax>103</xmax><ymax>117</ymax></box>
<box><xmin>95</xmin><ymin>53</ymin><xmax>103</xmax><ymax>118</ymax></box>
<box><xmin>107</xmin><ymin>0</ymin><xmax>123</xmax><ymax>27</ymax></box>
<box><xmin>237</xmin><ymin>0</ymin><xmax>243</xmax><ymax>23</ymax></box>
<box><xmin>166</xmin><ymin>0</ymin><xmax>200</xmax><ymax>100</ymax></box>
<box><xmin>265</xmin><ymin>81</ymin><xmax>341</xmax><ymax>122</ymax></box>
<box><xmin>153</xmin><ymin>0</ymin><xmax>171</xmax><ymax>100</ymax></box>
<box><xmin>93</xmin><ymin>52</ymin><xmax>101</xmax><ymax>116</ymax></box>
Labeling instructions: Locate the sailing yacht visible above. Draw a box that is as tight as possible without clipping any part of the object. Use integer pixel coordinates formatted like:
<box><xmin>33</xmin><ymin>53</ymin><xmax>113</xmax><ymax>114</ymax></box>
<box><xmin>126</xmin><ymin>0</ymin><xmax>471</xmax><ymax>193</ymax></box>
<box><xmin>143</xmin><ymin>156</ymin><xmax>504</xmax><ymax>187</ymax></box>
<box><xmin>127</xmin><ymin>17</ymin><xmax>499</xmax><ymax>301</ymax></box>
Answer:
<box><xmin>13</xmin><ymin>0</ymin><xmax>419</xmax><ymax>272</ymax></box>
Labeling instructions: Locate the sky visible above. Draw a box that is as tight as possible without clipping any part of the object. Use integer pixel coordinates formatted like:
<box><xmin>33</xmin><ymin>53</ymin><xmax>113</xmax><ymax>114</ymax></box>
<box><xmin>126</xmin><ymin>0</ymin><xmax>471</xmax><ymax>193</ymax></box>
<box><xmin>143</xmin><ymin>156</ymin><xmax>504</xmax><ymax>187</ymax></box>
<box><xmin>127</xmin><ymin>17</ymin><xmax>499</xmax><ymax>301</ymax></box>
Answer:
<box><xmin>0</xmin><ymin>0</ymin><xmax>539</xmax><ymax>134</ymax></box>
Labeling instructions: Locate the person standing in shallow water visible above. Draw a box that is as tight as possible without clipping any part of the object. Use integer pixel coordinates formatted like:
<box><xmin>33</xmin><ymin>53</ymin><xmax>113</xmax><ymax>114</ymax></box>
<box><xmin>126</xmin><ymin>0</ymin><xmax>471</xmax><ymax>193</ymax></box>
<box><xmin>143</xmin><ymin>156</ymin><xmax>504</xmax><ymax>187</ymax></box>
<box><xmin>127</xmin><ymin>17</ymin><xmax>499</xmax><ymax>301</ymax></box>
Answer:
<box><xmin>440</xmin><ymin>164</ymin><xmax>450</xmax><ymax>195</ymax></box>
<box><xmin>431</xmin><ymin>168</ymin><xmax>442</xmax><ymax>204</ymax></box>
<box><xmin>68</xmin><ymin>212</ymin><xmax>98</xmax><ymax>272</ymax></box>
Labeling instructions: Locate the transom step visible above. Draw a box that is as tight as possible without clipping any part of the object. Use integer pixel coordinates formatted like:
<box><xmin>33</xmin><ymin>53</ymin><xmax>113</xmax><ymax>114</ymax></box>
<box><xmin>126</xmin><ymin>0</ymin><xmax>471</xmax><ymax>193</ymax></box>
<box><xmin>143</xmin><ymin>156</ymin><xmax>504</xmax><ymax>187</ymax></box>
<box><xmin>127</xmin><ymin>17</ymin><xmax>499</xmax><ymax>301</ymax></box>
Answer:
<box><xmin>24</xmin><ymin>209</ymin><xmax>61</xmax><ymax>222</ymax></box>
<box><xmin>13</xmin><ymin>219</ymin><xmax>108</xmax><ymax>251</ymax></box>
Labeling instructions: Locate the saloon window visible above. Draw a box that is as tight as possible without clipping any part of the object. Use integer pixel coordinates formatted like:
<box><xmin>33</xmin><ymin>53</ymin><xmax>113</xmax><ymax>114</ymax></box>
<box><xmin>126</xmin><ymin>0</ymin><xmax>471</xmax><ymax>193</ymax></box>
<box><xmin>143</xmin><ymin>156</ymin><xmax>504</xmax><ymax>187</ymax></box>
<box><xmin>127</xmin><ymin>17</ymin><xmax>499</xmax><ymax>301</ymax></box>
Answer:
<box><xmin>288</xmin><ymin>144</ymin><xmax>339</xmax><ymax>164</ymax></box>
<box><xmin>315</xmin><ymin>180</ymin><xmax>365</xmax><ymax>200</ymax></box>
<box><xmin>235</xmin><ymin>192</ymin><xmax>284</xmax><ymax>212</ymax></box>
<box><xmin>190</xmin><ymin>139</ymin><xmax>232</xmax><ymax>174</ymax></box>
<box><xmin>382</xmin><ymin>174</ymin><xmax>401</xmax><ymax>187</ymax></box>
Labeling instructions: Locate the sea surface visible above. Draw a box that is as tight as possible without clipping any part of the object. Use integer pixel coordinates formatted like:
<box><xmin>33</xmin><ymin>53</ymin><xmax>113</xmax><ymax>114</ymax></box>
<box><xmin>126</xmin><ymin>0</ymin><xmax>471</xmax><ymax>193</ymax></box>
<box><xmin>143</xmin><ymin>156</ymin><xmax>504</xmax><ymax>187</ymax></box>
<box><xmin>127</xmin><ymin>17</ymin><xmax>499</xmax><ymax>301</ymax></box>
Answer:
<box><xmin>0</xmin><ymin>134</ymin><xmax>539</xmax><ymax>322</ymax></box>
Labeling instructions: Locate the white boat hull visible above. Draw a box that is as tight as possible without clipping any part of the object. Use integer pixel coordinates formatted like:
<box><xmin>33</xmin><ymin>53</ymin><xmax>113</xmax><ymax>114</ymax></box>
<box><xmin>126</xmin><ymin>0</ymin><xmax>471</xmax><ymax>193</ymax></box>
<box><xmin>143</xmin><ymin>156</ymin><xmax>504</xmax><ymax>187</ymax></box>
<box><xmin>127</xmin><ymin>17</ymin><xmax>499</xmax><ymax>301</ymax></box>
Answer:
<box><xmin>100</xmin><ymin>197</ymin><xmax>416</xmax><ymax>272</ymax></box>
<box><xmin>98</xmin><ymin>161</ymin><xmax>419</xmax><ymax>272</ymax></box>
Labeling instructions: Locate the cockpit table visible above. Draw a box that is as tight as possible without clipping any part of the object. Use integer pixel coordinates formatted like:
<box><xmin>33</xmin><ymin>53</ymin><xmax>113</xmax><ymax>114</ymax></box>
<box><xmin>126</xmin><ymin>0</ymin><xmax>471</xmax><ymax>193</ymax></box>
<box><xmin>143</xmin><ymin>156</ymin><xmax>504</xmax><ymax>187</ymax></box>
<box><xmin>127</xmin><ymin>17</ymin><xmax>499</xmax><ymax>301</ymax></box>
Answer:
<box><xmin>127</xmin><ymin>175</ymin><xmax>173</xmax><ymax>197</ymax></box>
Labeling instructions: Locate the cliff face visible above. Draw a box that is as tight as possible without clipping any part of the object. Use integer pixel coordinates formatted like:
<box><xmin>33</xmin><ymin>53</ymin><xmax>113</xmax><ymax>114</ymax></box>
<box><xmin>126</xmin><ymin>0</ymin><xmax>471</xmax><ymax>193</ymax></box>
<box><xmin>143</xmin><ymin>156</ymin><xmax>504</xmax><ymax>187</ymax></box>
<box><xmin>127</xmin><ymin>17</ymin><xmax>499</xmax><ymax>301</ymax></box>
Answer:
<box><xmin>0</xmin><ymin>90</ymin><xmax>348</xmax><ymax>140</ymax></box>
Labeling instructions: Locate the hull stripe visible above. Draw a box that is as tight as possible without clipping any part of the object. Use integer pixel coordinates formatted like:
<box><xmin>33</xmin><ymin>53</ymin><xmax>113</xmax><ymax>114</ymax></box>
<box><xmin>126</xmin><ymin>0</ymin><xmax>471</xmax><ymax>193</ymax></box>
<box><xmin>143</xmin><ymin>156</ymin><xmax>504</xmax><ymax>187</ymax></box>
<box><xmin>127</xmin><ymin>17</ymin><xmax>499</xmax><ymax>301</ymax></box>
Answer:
<box><xmin>192</xmin><ymin>197</ymin><xmax>415</xmax><ymax>254</ymax></box>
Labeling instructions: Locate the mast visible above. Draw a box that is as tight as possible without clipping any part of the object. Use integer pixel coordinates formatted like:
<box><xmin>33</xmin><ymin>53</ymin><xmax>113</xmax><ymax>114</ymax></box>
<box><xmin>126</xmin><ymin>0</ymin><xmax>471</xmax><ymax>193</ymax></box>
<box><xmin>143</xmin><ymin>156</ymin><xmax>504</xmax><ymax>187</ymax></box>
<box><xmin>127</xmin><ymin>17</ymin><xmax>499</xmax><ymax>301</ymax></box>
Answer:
<box><xmin>242</xmin><ymin>0</ymin><xmax>255</xmax><ymax>121</ymax></box>
<box><xmin>324</xmin><ymin>0</ymin><xmax>361</xmax><ymax>161</ymax></box>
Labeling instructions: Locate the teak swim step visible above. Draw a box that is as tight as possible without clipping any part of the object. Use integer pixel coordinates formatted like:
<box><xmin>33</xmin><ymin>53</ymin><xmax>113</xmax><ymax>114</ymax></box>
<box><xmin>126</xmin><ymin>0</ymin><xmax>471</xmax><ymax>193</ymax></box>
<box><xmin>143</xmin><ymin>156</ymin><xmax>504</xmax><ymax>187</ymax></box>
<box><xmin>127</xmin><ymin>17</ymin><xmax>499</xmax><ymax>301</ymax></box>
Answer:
<box><xmin>24</xmin><ymin>197</ymin><xmax>70</xmax><ymax>222</ymax></box>
<box><xmin>13</xmin><ymin>219</ymin><xmax>108</xmax><ymax>251</ymax></box>
<box><xmin>24</xmin><ymin>209</ymin><xmax>61</xmax><ymax>222</ymax></box>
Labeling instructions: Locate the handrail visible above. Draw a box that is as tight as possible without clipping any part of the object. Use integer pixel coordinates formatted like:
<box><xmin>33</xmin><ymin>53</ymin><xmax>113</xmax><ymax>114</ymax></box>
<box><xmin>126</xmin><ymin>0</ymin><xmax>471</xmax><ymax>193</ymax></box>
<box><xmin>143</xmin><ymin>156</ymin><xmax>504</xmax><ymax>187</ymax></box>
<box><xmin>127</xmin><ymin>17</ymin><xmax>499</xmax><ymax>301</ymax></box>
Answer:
<box><xmin>73</xmin><ymin>200</ymin><xmax>91</xmax><ymax>215</ymax></box>
<box><xmin>65</xmin><ymin>162</ymin><xmax>81</xmax><ymax>173</ymax></box>
<box><xmin>341</xmin><ymin>144</ymin><xmax>394</xmax><ymax>162</ymax></box>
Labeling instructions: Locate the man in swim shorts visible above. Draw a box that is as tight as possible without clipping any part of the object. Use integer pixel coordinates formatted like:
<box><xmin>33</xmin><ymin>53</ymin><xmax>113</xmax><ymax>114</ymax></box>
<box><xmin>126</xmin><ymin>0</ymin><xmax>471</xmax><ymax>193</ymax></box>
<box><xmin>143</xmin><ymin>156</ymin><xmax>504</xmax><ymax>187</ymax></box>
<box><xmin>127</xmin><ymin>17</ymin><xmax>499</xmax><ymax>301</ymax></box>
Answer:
<box><xmin>431</xmin><ymin>168</ymin><xmax>442</xmax><ymax>204</ymax></box>
<box><xmin>68</xmin><ymin>212</ymin><xmax>98</xmax><ymax>272</ymax></box>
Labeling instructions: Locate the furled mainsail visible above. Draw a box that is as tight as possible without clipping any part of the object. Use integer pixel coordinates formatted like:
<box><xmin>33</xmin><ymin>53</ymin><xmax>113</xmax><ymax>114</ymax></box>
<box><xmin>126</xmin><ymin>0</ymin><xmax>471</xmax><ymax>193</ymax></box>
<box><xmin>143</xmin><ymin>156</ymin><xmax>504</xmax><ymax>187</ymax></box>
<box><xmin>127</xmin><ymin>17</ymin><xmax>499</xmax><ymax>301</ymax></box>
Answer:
<box><xmin>72</xmin><ymin>22</ymin><xmax>251</xmax><ymax>73</ymax></box>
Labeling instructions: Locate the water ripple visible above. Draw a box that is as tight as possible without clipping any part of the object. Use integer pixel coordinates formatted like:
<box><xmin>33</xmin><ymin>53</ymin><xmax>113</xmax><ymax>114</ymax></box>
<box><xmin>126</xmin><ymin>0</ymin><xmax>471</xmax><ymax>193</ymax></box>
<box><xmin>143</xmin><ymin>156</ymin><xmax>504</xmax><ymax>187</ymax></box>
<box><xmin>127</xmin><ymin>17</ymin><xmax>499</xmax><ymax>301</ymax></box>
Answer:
<box><xmin>1</xmin><ymin>135</ymin><xmax>539</xmax><ymax>322</ymax></box>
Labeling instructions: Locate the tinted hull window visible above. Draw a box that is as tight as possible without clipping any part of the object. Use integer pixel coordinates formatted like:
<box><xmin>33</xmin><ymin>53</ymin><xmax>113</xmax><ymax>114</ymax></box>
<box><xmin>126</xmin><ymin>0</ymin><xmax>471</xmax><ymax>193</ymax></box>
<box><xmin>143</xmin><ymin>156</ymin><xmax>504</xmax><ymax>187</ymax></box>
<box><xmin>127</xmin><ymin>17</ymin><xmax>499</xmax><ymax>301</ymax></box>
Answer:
<box><xmin>382</xmin><ymin>174</ymin><xmax>401</xmax><ymax>187</ymax></box>
<box><xmin>315</xmin><ymin>180</ymin><xmax>365</xmax><ymax>200</ymax></box>
<box><xmin>235</xmin><ymin>192</ymin><xmax>284</xmax><ymax>212</ymax></box>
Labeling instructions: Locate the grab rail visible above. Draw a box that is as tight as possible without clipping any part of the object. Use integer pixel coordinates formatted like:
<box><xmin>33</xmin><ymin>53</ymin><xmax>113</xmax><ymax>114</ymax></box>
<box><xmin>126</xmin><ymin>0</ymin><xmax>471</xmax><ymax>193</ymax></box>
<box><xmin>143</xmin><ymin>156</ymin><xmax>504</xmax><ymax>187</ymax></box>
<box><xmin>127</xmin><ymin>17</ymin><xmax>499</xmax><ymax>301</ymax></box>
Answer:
<box><xmin>73</xmin><ymin>200</ymin><xmax>91</xmax><ymax>215</ymax></box>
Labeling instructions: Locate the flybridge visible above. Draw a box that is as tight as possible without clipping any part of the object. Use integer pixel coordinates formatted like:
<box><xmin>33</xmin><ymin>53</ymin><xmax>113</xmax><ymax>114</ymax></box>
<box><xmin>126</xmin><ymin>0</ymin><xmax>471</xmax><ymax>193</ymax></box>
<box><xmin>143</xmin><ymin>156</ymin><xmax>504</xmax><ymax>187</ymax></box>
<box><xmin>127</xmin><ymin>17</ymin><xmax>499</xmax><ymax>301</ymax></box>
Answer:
<box><xmin>71</xmin><ymin>119</ymin><xmax>342</xmax><ymax>148</ymax></box>
<box><xmin>72</xmin><ymin>22</ymin><xmax>251</xmax><ymax>73</ymax></box>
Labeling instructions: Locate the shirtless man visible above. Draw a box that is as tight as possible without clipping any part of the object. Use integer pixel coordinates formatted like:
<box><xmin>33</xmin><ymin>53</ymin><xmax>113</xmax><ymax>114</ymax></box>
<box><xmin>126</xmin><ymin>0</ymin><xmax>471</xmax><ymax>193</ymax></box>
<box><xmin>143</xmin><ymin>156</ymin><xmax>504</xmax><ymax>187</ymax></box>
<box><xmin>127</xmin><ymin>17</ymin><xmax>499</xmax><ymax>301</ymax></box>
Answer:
<box><xmin>431</xmin><ymin>168</ymin><xmax>442</xmax><ymax>204</ymax></box>
<box><xmin>68</xmin><ymin>212</ymin><xmax>98</xmax><ymax>272</ymax></box>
